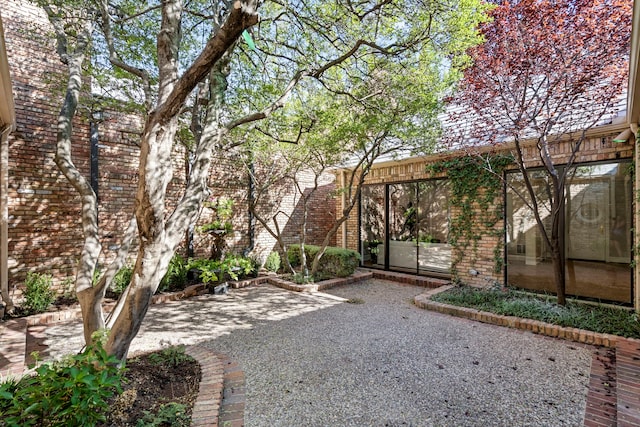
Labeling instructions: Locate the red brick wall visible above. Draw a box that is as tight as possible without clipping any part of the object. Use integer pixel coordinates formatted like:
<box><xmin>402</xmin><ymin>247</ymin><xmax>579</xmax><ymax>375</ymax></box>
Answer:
<box><xmin>4</xmin><ymin>0</ymin><xmax>87</xmax><ymax>289</ymax></box>
<box><xmin>3</xmin><ymin>0</ymin><xmax>338</xmax><ymax>294</ymax></box>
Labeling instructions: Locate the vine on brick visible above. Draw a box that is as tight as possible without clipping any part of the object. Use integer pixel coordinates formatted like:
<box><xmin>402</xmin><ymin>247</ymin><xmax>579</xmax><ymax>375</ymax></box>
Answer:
<box><xmin>427</xmin><ymin>154</ymin><xmax>513</xmax><ymax>281</ymax></box>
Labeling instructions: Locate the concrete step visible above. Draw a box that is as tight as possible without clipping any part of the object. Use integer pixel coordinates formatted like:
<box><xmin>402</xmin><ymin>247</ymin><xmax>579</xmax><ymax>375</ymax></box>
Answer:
<box><xmin>617</xmin><ymin>338</ymin><xmax>640</xmax><ymax>427</ymax></box>
<box><xmin>0</xmin><ymin>318</ymin><xmax>27</xmax><ymax>378</ymax></box>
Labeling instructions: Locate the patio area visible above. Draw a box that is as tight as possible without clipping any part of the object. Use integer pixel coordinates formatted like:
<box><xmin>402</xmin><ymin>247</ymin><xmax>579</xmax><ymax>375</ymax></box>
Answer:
<box><xmin>5</xmin><ymin>278</ymin><xmax>631</xmax><ymax>426</ymax></box>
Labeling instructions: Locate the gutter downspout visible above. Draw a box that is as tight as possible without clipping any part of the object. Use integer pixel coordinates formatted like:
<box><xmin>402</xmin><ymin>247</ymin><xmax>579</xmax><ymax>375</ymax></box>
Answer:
<box><xmin>341</xmin><ymin>170</ymin><xmax>347</xmax><ymax>249</ymax></box>
<box><xmin>1</xmin><ymin>123</ymin><xmax>13</xmax><ymax>313</ymax></box>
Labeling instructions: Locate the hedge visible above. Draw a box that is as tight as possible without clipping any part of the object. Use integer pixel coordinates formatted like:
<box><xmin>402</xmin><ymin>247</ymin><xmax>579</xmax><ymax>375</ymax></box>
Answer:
<box><xmin>287</xmin><ymin>244</ymin><xmax>360</xmax><ymax>278</ymax></box>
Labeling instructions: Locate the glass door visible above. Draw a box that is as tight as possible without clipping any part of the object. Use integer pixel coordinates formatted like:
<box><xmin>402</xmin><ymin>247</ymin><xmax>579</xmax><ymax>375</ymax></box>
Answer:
<box><xmin>388</xmin><ymin>183</ymin><xmax>418</xmax><ymax>273</ymax></box>
<box><xmin>360</xmin><ymin>185</ymin><xmax>386</xmax><ymax>268</ymax></box>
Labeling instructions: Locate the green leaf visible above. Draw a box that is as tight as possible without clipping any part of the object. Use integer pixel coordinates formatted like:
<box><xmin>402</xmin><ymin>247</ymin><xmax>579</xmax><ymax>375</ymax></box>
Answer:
<box><xmin>242</xmin><ymin>30</ymin><xmax>256</xmax><ymax>51</ymax></box>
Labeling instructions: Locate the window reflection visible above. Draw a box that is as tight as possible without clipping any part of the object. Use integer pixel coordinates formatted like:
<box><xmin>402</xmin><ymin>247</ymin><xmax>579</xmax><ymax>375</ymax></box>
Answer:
<box><xmin>360</xmin><ymin>180</ymin><xmax>451</xmax><ymax>276</ymax></box>
<box><xmin>506</xmin><ymin>161</ymin><xmax>632</xmax><ymax>303</ymax></box>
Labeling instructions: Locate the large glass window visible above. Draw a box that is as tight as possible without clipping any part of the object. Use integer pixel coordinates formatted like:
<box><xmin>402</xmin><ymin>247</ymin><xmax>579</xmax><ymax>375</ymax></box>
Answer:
<box><xmin>506</xmin><ymin>161</ymin><xmax>632</xmax><ymax>303</ymax></box>
<box><xmin>360</xmin><ymin>180</ymin><xmax>450</xmax><ymax>276</ymax></box>
<box><xmin>360</xmin><ymin>185</ymin><xmax>385</xmax><ymax>267</ymax></box>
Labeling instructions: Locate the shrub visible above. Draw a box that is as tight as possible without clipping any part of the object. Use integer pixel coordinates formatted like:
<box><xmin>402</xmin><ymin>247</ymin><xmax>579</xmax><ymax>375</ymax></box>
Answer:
<box><xmin>111</xmin><ymin>265</ymin><xmax>134</xmax><ymax>297</ymax></box>
<box><xmin>188</xmin><ymin>255</ymin><xmax>257</xmax><ymax>285</ymax></box>
<box><xmin>264</xmin><ymin>251</ymin><xmax>281</xmax><ymax>273</ymax></box>
<box><xmin>22</xmin><ymin>272</ymin><xmax>55</xmax><ymax>314</ymax></box>
<box><xmin>159</xmin><ymin>254</ymin><xmax>189</xmax><ymax>293</ymax></box>
<box><xmin>137</xmin><ymin>402</ymin><xmax>190</xmax><ymax>427</ymax></box>
<box><xmin>148</xmin><ymin>345</ymin><xmax>193</xmax><ymax>368</ymax></box>
<box><xmin>287</xmin><ymin>245</ymin><xmax>360</xmax><ymax>278</ymax></box>
<box><xmin>0</xmin><ymin>339</ymin><xmax>122</xmax><ymax>426</ymax></box>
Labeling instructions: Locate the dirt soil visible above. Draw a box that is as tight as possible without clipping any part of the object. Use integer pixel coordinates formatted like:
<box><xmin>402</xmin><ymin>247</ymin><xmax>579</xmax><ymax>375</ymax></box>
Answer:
<box><xmin>99</xmin><ymin>351</ymin><xmax>201</xmax><ymax>426</ymax></box>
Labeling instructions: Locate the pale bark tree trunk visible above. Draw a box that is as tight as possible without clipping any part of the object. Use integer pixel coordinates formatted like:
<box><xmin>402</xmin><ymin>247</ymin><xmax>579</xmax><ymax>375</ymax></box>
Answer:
<box><xmin>105</xmin><ymin>1</ymin><xmax>258</xmax><ymax>359</ymax></box>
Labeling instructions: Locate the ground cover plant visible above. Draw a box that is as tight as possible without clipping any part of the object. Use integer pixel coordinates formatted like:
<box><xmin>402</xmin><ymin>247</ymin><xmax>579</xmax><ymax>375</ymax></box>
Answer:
<box><xmin>0</xmin><ymin>344</ymin><xmax>199</xmax><ymax>427</ymax></box>
<box><xmin>431</xmin><ymin>285</ymin><xmax>640</xmax><ymax>338</ymax></box>
<box><xmin>0</xmin><ymin>339</ymin><xmax>123</xmax><ymax>426</ymax></box>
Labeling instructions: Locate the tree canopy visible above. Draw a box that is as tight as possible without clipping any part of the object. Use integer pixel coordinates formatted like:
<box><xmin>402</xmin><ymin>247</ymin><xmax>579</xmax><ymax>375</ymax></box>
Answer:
<box><xmin>449</xmin><ymin>0</ymin><xmax>632</xmax><ymax>304</ymax></box>
<box><xmin>34</xmin><ymin>0</ymin><xmax>492</xmax><ymax>359</ymax></box>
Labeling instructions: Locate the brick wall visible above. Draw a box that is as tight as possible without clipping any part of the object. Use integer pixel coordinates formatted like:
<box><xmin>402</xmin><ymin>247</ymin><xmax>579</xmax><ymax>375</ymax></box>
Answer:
<box><xmin>336</xmin><ymin>133</ymin><xmax>634</xmax><ymax>287</ymax></box>
<box><xmin>3</xmin><ymin>0</ymin><xmax>338</xmax><ymax>294</ymax></box>
<box><xmin>4</xmin><ymin>0</ymin><xmax>87</xmax><ymax>290</ymax></box>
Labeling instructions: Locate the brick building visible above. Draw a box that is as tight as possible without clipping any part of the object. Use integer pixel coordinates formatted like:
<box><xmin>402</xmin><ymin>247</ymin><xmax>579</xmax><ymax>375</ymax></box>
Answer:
<box><xmin>335</xmin><ymin>1</ymin><xmax>640</xmax><ymax>311</ymax></box>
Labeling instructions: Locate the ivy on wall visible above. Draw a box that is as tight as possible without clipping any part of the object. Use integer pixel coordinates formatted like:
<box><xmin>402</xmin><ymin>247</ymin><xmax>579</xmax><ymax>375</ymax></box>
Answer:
<box><xmin>427</xmin><ymin>154</ymin><xmax>513</xmax><ymax>281</ymax></box>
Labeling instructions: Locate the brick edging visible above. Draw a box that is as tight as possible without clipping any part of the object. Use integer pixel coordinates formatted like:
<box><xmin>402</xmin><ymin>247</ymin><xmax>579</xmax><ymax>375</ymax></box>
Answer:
<box><xmin>186</xmin><ymin>346</ymin><xmax>247</xmax><ymax>427</ymax></box>
<box><xmin>414</xmin><ymin>286</ymin><xmax>637</xmax><ymax>348</ymax></box>
<box><xmin>267</xmin><ymin>271</ymin><xmax>374</xmax><ymax>292</ymax></box>
<box><xmin>583</xmin><ymin>347</ymin><xmax>617</xmax><ymax>426</ymax></box>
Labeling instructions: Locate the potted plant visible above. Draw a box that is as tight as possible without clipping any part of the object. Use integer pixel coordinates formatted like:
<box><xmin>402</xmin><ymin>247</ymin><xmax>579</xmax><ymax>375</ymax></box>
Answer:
<box><xmin>199</xmin><ymin>196</ymin><xmax>234</xmax><ymax>260</ymax></box>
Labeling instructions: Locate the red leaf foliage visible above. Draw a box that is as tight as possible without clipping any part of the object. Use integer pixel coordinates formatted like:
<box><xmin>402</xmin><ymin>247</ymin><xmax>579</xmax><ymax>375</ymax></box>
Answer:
<box><xmin>446</xmin><ymin>0</ymin><xmax>632</xmax><ymax>149</ymax></box>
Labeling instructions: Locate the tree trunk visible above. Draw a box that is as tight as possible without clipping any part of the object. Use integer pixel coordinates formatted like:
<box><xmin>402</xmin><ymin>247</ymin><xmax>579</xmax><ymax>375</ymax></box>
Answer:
<box><xmin>550</xmin><ymin>185</ymin><xmax>567</xmax><ymax>305</ymax></box>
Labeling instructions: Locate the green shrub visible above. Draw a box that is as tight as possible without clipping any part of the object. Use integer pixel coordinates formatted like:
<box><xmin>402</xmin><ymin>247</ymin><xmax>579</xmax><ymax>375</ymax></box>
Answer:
<box><xmin>264</xmin><ymin>251</ymin><xmax>281</xmax><ymax>273</ymax></box>
<box><xmin>159</xmin><ymin>254</ymin><xmax>189</xmax><ymax>293</ymax></box>
<box><xmin>136</xmin><ymin>402</ymin><xmax>190</xmax><ymax>427</ymax></box>
<box><xmin>0</xmin><ymin>339</ymin><xmax>123</xmax><ymax>426</ymax></box>
<box><xmin>148</xmin><ymin>345</ymin><xmax>193</xmax><ymax>368</ymax></box>
<box><xmin>188</xmin><ymin>255</ymin><xmax>257</xmax><ymax>284</ymax></box>
<box><xmin>287</xmin><ymin>245</ymin><xmax>360</xmax><ymax>278</ymax></box>
<box><xmin>22</xmin><ymin>272</ymin><xmax>55</xmax><ymax>314</ymax></box>
<box><xmin>111</xmin><ymin>265</ymin><xmax>133</xmax><ymax>297</ymax></box>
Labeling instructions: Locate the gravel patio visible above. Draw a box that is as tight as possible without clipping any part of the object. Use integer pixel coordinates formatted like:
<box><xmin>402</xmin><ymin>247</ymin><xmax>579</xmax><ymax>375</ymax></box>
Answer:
<box><xmin>33</xmin><ymin>279</ymin><xmax>591</xmax><ymax>426</ymax></box>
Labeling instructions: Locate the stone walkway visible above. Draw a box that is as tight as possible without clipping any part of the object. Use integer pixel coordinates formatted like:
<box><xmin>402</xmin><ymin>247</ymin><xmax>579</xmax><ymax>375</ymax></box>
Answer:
<box><xmin>1</xmin><ymin>271</ymin><xmax>639</xmax><ymax>426</ymax></box>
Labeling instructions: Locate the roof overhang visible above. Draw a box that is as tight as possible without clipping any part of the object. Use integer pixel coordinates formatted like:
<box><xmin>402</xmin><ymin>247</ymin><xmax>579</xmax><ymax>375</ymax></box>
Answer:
<box><xmin>628</xmin><ymin>0</ymin><xmax>640</xmax><ymax>127</ymax></box>
<box><xmin>0</xmin><ymin>13</ymin><xmax>15</xmax><ymax>131</ymax></box>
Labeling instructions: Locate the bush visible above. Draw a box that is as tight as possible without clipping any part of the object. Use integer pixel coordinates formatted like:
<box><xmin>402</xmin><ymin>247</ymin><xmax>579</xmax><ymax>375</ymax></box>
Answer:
<box><xmin>264</xmin><ymin>251</ymin><xmax>281</xmax><ymax>273</ymax></box>
<box><xmin>188</xmin><ymin>255</ymin><xmax>258</xmax><ymax>284</ymax></box>
<box><xmin>137</xmin><ymin>402</ymin><xmax>190</xmax><ymax>427</ymax></box>
<box><xmin>159</xmin><ymin>254</ymin><xmax>189</xmax><ymax>293</ymax></box>
<box><xmin>287</xmin><ymin>245</ymin><xmax>360</xmax><ymax>278</ymax></box>
<box><xmin>111</xmin><ymin>265</ymin><xmax>134</xmax><ymax>297</ymax></box>
<box><xmin>0</xmin><ymin>339</ymin><xmax>123</xmax><ymax>426</ymax></box>
<box><xmin>22</xmin><ymin>272</ymin><xmax>55</xmax><ymax>314</ymax></box>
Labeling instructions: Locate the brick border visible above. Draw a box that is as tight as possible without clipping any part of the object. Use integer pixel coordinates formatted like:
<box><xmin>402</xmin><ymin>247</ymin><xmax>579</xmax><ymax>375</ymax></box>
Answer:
<box><xmin>413</xmin><ymin>286</ymin><xmax>630</xmax><ymax>349</ymax></box>
<box><xmin>186</xmin><ymin>346</ymin><xmax>225</xmax><ymax>427</ymax></box>
<box><xmin>616</xmin><ymin>339</ymin><xmax>640</xmax><ymax>426</ymax></box>
<box><xmin>185</xmin><ymin>346</ymin><xmax>247</xmax><ymax>427</ymax></box>
<box><xmin>218</xmin><ymin>355</ymin><xmax>246</xmax><ymax>427</ymax></box>
<box><xmin>583</xmin><ymin>347</ymin><xmax>617</xmax><ymax>426</ymax></box>
<box><xmin>267</xmin><ymin>270</ymin><xmax>373</xmax><ymax>292</ymax></box>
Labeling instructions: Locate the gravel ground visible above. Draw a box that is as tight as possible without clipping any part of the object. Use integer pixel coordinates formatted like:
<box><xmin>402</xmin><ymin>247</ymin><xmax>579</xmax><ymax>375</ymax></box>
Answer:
<box><xmin>38</xmin><ymin>279</ymin><xmax>591</xmax><ymax>426</ymax></box>
<box><xmin>202</xmin><ymin>280</ymin><xmax>591</xmax><ymax>427</ymax></box>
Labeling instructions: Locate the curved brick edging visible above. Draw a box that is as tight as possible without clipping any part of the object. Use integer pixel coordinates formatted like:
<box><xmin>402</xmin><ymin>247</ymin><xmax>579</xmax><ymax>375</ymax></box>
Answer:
<box><xmin>185</xmin><ymin>346</ymin><xmax>246</xmax><ymax>427</ymax></box>
<box><xmin>413</xmin><ymin>285</ymin><xmax>627</xmax><ymax>348</ymax></box>
<box><xmin>267</xmin><ymin>270</ymin><xmax>374</xmax><ymax>292</ymax></box>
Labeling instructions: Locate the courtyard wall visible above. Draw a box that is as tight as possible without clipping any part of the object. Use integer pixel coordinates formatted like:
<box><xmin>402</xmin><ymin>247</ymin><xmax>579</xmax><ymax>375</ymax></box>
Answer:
<box><xmin>2</xmin><ymin>0</ymin><xmax>335</xmax><ymax>296</ymax></box>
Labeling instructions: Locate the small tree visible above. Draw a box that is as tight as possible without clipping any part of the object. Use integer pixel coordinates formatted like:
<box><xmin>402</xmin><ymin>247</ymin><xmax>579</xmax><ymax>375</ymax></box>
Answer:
<box><xmin>451</xmin><ymin>0</ymin><xmax>632</xmax><ymax>304</ymax></box>
<box><xmin>36</xmin><ymin>0</ymin><xmax>490</xmax><ymax>360</ymax></box>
